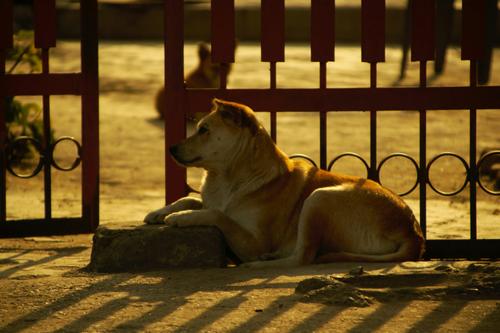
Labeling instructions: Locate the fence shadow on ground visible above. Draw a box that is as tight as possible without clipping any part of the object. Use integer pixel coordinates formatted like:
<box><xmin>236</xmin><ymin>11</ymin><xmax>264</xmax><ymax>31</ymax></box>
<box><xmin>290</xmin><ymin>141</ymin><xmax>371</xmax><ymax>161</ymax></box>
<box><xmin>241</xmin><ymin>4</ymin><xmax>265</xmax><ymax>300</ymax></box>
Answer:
<box><xmin>1</xmin><ymin>258</ymin><xmax>499</xmax><ymax>332</ymax></box>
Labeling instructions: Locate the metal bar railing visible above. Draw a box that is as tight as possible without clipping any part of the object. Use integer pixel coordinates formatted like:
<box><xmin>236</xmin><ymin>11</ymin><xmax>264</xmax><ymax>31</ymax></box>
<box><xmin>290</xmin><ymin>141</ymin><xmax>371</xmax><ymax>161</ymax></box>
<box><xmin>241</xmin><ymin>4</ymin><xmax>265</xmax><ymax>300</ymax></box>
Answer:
<box><xmin>261</xmin><ymin>0</ymin><xmax>284</xmax><ymax>143</ymax></box>
<box><xmin>311</xmin><ymin>0</ymin><xmax>335</xmax><ymax>170</ymax></box>
<box><xmin>462</xmin><ymin>0</ymin><xmax>488</xmax><ymax>241</ymax></box>
<box><xmin>361</xmin><ymin>0</ymin><xmax>385</xmax><ymax>182</ymax></box>
<box><xmin>411</xmin><ymin>0</ymin><xmax>435</xmax><ymax>239</ymax></box>
<box><xmin>80</xmin><ymin>0</ymin><xmax>100</xmax><ymax>231</ymax></box>
<box><xmin>41</xmin><ymin>50</ymin><xmax>52</xmax><ymax>221</ymax></box>
<box><xmin>1</xmin><ymin>0</ymin><xmax>98</xmax><ymax>235</ymax></box>
<box><xmin>163</xmin><ymin>0</ymin><xmax>500</xmax><ymax>258</ymax></box>
<box><xmin>34</xmin><ymin>0</ymin><xmax>57</xmax><ymax>222</ymax></box>
<box><xmin>0</xmin><ymin>0</ymin><xmax>13</xmax><ymax>224</ymax></box>
<box><xmin>184</xmin><ymin>87</ymin><xmax>500</xmax><ymax>112</ymax></box>
<box><xmin>164</xmin><ymin>0</ymin><xmax>186</xmax><ymax>204</ymax></box>
<box><xmin>0</xmin><ymin>50</ymin><xmax>6</xmax><ymax>224</ymax></box>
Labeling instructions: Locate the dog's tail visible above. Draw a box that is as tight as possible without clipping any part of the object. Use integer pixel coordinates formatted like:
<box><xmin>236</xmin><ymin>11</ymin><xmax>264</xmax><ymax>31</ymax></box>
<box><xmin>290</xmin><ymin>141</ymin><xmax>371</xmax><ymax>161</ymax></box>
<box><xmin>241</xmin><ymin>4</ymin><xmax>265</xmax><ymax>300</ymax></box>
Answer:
<box><xmin>314</xmin><ymin>237</ymin><xmax>423</xmax><ymax>263</ymax></box>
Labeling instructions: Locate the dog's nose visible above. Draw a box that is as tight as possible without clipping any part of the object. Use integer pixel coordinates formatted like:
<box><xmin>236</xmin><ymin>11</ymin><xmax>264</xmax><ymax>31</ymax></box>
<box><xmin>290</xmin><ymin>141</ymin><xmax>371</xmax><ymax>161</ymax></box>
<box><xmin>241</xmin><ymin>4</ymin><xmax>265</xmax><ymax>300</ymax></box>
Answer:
<box><xmin>169</xmin><ymin>145</ymin><xmax>179</xmax><ymax>157</ymax></box>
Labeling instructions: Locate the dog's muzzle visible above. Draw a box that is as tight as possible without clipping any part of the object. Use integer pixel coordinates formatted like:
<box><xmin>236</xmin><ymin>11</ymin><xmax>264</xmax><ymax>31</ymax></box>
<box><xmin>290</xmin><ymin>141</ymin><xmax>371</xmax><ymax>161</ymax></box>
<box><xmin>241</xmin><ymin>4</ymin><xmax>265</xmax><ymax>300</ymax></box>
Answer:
<box><xmin>169</xmin><ymin>144</ymin><xmax>201</xmax><ymax>165</ymax></box>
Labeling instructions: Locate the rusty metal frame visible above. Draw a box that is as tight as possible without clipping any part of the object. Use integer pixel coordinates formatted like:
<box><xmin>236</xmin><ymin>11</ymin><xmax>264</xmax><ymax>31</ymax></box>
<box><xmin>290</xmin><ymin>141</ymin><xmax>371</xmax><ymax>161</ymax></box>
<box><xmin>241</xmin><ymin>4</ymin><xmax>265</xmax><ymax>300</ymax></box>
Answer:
<box><xmin>163</xmin><ymin>0</ymin><xmax>499</xmax><ymax>259</ymax></box>
<box><xmin>0</xmin><ymin>0</ymin><xmax>99</xmax><ymax>237</ymax></box>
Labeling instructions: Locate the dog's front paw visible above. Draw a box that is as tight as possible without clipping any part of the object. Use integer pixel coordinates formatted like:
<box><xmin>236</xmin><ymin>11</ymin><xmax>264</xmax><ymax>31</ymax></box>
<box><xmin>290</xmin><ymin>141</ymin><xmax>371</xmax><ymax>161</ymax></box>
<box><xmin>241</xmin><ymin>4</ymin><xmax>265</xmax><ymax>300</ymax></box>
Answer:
<box><xmin>144</xmin><ymin>210</ymin><xmax>167</xmax><ymax>224</ymax></box>
<box><xmin>163</xmin><ymin>211</ymin><xmax>195</xmax><ymax>227</ymax></box>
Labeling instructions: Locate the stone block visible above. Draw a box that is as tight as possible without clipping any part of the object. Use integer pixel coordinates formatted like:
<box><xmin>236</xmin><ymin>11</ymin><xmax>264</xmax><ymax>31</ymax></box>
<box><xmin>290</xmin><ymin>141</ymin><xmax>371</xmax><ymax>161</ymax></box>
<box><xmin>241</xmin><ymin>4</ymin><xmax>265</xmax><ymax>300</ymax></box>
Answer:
<box><xmin>88</xmin><ymin>223</ymin><xmax>227</xmax><ymax>272</ymax></box>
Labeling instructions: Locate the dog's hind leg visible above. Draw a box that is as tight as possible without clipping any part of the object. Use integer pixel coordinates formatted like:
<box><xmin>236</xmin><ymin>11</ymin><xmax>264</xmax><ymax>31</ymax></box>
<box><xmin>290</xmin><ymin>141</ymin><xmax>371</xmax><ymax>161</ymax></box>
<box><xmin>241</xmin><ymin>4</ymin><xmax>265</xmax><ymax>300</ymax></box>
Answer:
<box><xmin>242</xmin><ymin>190</ymin><xmax>327</xmax><ymax>268</ymax></box>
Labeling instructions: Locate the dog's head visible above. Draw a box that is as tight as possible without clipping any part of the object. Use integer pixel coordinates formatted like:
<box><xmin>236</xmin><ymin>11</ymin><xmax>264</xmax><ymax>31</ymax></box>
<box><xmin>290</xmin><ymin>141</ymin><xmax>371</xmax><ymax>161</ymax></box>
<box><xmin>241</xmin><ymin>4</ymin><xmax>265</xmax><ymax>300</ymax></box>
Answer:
<box><xmin>169</xmin><ymin>99</ymin><xmax>261</xmax><ymax>170</ymax></box>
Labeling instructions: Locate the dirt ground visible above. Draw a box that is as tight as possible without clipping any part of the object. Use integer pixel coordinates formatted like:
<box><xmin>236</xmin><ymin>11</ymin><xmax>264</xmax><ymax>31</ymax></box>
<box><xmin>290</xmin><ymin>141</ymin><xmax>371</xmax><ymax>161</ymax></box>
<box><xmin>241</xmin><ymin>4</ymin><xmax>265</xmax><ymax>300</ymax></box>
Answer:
<box><xmin>2</xmin><ymin>42</ymin><xmax>499</xmax><ymax>332</ymax></box>
<box><xmin>1</xmin><ymin>235</ymin><xmax>500</xmax><ymax>332</ymax></box>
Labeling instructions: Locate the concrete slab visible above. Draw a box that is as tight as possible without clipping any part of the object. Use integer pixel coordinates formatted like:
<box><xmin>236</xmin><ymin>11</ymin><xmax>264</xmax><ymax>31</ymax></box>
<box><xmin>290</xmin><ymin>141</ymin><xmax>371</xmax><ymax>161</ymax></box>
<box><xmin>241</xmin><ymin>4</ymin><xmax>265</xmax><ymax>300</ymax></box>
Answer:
<box><xmin>88</xmin><ymin>223</ymin><xmax>227</xmax><ymax>272</ymax></box>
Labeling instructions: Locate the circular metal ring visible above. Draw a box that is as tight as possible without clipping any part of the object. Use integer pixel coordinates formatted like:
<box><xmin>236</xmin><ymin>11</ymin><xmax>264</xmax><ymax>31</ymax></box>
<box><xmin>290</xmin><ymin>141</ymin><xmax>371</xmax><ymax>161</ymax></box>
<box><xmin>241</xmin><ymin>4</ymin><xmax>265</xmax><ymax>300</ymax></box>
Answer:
<box><xmin>377</xmin><ymin>153</ymin><xmax>419</xmax><ymax>196</ymax></box>
<box><xmin>477</xmin><ymin>150</ymin><xmax>500</xmax><ymax>195</ymax></box>
<box><xmin>289</xmin><ymin>154</ymin><xmax>318</xmax><ymax>168</ymax></box>
<box><xmin>426</xmin><ymin>152</ymin><xmax>470</xmax><ymax>196</ymax></box>
<box><xmin>50</xmin><ymin>136</ymin><xmax>82</xmax><ymax>171</ymax></box>
<box><xmin>5</xmin><ymin>136</ymin><xmax>44</xmax><ymax>179</ymax></box>
<box><xmin>327</xmin><ymin>152</ymin><xmax>370</xmax><ymax>178</ymax></box>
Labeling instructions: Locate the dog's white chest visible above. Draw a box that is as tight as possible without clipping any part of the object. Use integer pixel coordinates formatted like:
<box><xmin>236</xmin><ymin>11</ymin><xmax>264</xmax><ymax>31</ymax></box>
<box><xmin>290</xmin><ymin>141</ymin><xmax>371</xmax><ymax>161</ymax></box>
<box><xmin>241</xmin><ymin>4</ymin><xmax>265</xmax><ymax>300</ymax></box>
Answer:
<box><xmin>202</xmin><ymin>184</ymin><xmax>231</xmax><ymax>211</ymax></box>
<box><xmin>202</xmin><ymin>184</ymin><xmax>262</xmax><ymax>237</ymax></box>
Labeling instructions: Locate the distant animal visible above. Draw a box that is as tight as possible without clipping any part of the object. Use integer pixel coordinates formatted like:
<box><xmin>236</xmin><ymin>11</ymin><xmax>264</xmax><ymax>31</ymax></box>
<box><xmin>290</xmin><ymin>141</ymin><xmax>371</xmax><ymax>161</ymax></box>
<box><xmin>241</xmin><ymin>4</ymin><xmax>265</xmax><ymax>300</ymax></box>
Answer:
<box><xmin>155</xmin><ymin>42</ymin><xmax>234</xmax><ymax>120</ymax></box>
<box><xmin>144</xmin><ymin>99</ymin><xmax>425</xmax><ymax>267</ymax></box>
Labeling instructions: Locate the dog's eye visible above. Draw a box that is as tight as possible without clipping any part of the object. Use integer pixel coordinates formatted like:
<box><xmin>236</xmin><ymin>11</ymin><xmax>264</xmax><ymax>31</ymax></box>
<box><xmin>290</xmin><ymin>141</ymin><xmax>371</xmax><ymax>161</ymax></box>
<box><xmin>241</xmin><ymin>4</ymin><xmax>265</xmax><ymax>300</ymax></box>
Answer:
<box><xmin>198</xmin><ymin>126</ymin><xmax>209</xmax><ymax>135</ymax></box>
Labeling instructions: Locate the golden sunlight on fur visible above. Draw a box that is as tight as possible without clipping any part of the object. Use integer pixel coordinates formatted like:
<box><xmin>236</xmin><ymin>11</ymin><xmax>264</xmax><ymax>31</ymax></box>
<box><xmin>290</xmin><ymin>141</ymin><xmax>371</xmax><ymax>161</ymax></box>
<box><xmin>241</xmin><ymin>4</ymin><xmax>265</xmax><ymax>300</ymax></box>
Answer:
<box><xmin>145</xmin><ymin>99</ymin><xmax>425</xmax><ymax>267</ymax></box>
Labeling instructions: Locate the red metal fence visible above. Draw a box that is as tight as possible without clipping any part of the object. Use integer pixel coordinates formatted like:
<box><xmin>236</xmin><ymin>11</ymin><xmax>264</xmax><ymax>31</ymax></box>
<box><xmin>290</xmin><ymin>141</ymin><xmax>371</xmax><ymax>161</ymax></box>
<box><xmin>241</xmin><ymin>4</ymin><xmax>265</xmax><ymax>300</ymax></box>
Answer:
<box><xmin>1</xmin><ymin>0</ymin><xmax>498</xmax><ymax>258</ymax></box>
<box><xmin>164</xmin><ymin>0</ymin><xmax>500</xmax><ymax>258</ymax></box>
<box><xmin>0</xmin><ymin>0</ymin><xmax>99</xmax><ymax>236</ymax></box>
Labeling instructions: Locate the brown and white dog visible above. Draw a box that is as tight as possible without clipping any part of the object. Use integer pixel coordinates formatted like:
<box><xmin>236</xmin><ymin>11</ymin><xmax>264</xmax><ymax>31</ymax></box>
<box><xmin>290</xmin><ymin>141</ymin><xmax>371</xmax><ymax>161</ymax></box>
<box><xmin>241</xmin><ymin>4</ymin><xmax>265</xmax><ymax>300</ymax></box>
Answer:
<box><xmin>145</xmin><ymin>99</ymin><xmax>425</xmax><ymax>267</ymax></box>
<box><xmin>155</xmin><ymin>43</ymin><xmax>233</xmax><ymax>119</ymax></box>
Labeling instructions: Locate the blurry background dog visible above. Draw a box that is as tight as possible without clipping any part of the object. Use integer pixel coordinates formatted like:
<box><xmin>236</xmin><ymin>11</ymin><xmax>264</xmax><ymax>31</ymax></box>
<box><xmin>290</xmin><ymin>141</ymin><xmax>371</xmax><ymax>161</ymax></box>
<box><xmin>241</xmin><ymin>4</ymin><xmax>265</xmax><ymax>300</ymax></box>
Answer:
<box><xmin>154</xmin><ymin>42</ymin><xmax>234</xmax><ymax>120</ymax></box>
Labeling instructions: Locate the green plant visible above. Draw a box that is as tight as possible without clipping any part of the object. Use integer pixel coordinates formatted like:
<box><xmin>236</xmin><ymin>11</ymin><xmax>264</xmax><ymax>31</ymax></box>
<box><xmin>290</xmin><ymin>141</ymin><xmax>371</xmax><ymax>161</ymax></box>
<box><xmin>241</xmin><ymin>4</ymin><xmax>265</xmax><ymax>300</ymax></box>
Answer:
<box><xmin>6</xmin><ymin>31</ymin><xmax>53</xmax><ymax>166</ymax></box>
<box><xmin>7</xmin><ymin>30</ymin><xmax>41</xmax><ymax>74</ymax></box>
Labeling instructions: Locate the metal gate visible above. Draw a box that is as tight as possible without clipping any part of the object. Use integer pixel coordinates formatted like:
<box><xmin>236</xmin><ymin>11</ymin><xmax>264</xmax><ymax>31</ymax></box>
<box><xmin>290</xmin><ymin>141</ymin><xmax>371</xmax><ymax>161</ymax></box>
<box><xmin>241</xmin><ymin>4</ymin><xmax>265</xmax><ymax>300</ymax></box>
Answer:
<box><xmin>163</xmin><ymin>0</ymin><xmax>500</xmax><ymax>258</ymax></box>
<box><xmin>0</xmin><ymin>0</ymin><xmax>99</xmax><ymax>236</ymax></box>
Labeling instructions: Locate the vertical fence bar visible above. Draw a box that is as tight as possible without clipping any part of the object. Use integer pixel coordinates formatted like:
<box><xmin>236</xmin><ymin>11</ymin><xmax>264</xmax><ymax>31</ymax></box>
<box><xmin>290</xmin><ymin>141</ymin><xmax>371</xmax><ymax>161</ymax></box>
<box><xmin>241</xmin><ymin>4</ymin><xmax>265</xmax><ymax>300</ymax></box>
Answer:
<box><xmin>261</xmin><ymin>0</ymin><xmax>285</xmax><ymax>143</ymax></box>
<box><xmin>0</xmin><ymin>0</ymin><xmax>13</xmax><ymax>50</ymax></box>
<box><xmin>0</xmin><ymin>50</ymin><xmax>5</xmax><ymax>224</ymax></box>
<box><xmin>0</xmin><ymin>0</ymin><xmax>12</xmax><ymax>224</ymax></box>
<box><xmin>81</xmin><ymin>0</ymin><xmax>99</xmax><ymax>231</ymax></box>
<box><xmin>461</xmin><ymin>0</ymin><xmax>486</xmax><ymax>61</ymax></box>
<box><xmin>411</xmin><ymin>0</ymin><xmax>435</xmax><ymax>62</ymax></box>
<box><xmin>261</xmin><ymin>0</ymin><xmax>285</xmax><ymax>62</ymax></box>
<box><xmin>211</xmin><ymin>0</ymin><xmax>235</xmax><ymax>63</ymax></box>
<box><xmin>361</xmin><ymin>0</ymin><xmax>385</xmax><ymax>63</ymax></box>
<box><xmin>211</xmin><ymin>0</ymin><xmax>235</xmax><ymax>90</ymax></box>
<box><xmin>411</xmin><ymin>0</ymin><xmax>435</xmax><ymax>239</ymax></box>
<box><xmin>311</xmin><ymin>0</ymin><xmax>334</xmax><ymax>170</ymax></box>
<box><xmin>311</xmin><ymin>0</ymin><xmax>335</xmax><ymax>62</ymax></box>
<box><xmin>462</xmin><ymin>0</ymin><xmax>486</xmax><ymax>240</ymax></box>
<box><xmin>418</xmin><ymin>61</ymin><xmax>428</xmax><ymax>240</ymax></box>
<box><xmin>469</xmin><ymin>61</ymin><xmax>477</xmax><ymax>240</ymax></box>
<box><xmin>165</xmin><ymin>0</ymin><xmax>186</xmax><ymax>204</ymax></box>
<box><xmin>362</xmin><ymin>0</ymin><xmax>385</xmax><ymax>181</ymax></box>
<box><xmin>418</xmin><ymin>63</ymin><xmax>428</xmax><ymax>239</ymax></box>
<box><xmin>369</xmin><ymin>63</ymin><xmax>378</xmax><ymax>181</ymax></box>
<box><xmin>269</xmin><ymin>62</ymin><xmax>277</xmax><ymax>142</ymax></box>
<box><xmin>319</xmin><ymin>62</ymin><xmax>327</xmax><ymax>169</ymax></box>
<box><xmin>41</xmin><ymin>50</ymin><xmax>52</xmax><ymax>220</ymax></box>
<box><xmin>34</xmin><ymin>0</ymin><xmax>57</xmax><ymax>49</ymax></box>
<box><xmin>34</xmin><ymin>0</ymin><xmax>57</xmax><ymax>221</ymax></box>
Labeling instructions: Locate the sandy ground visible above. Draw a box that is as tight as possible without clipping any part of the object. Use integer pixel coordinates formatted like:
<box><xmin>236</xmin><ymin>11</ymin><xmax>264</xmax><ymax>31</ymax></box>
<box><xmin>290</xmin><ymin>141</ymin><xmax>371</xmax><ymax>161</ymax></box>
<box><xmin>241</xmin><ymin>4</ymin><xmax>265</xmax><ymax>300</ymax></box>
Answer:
<box><xmin>2</xmin><ymin>42</ymin><xmax>499</xmax><ymax>332</ymax></box>
<box><xmin>1</xmin><ymin>235</ymin><xmax>500</xmax><ymax>333</ymax></box>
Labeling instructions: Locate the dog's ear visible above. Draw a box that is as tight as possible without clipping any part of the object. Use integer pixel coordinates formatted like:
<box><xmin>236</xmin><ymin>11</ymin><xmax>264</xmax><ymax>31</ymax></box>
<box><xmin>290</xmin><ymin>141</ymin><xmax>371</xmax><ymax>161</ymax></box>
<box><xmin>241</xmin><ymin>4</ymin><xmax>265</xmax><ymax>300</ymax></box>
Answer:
<box><xmin>213</xmin><ymin>99</ymin><xmax>259</xmax><ymax>135</ymax></box>
<box><xmin>198</xmin><ymin>43</ymin><xmax>211</xmax><ymax>61</ymax></box>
